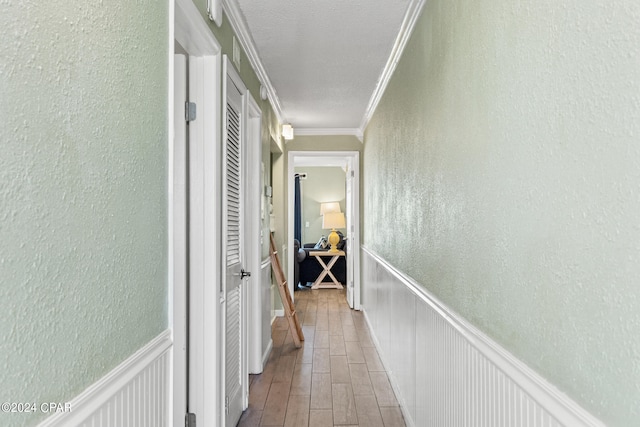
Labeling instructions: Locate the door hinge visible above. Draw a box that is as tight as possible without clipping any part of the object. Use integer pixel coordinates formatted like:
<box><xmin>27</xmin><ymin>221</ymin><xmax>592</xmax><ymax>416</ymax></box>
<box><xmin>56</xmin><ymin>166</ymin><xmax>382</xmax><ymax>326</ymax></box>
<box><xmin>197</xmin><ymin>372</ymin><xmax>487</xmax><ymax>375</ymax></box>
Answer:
<box><xmin>351</xmin><ymin>170</ymin><xmax>355</xmax><ymax>177</ymax></box>
<box><xmin>225</xmin><ymin>396</ymin><xmax>230</xmax><ymax>415</ymax></box>
<box><xmin>185</xmin><ymin>101</ymin><xmax>197</xmax><ymax>122</ymax></box>
<box><xmin>185</xmin><ymin>412</ymin><xmax>196</xmax><ymax>427</ymax></box>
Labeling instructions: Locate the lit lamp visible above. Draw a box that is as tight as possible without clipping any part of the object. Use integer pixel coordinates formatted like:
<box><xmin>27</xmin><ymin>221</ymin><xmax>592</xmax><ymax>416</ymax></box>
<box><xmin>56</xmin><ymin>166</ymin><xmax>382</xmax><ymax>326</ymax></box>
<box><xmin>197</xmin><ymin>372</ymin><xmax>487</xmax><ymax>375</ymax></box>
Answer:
<box><xmin>322</xmin><ymin>212</ymin><xmax>346</xmax><ymax>253</ymax></box>
<box><xmin>320</xmin><ymin>201</ymin><xmax>341</xmax><ymax>215</ymax></box>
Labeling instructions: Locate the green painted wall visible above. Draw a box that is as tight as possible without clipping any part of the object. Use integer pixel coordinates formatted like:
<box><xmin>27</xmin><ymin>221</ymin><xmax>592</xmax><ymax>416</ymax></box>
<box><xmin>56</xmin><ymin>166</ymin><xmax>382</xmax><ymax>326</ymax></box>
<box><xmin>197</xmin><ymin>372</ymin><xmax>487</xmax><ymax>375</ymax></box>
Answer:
<box><xmin>363</xmin><ymin>1</ymin><xmax>640</xmax><ymax>426</ymax></box>
<box><xmin>285</xmin><ymin>135</ymin><xmax>362</xmax><ymax>152</ymax></box>
<box><xmin>0</xmin><ymin>1</ymin><xmax>168</xmax><ymax>426</ymax></box>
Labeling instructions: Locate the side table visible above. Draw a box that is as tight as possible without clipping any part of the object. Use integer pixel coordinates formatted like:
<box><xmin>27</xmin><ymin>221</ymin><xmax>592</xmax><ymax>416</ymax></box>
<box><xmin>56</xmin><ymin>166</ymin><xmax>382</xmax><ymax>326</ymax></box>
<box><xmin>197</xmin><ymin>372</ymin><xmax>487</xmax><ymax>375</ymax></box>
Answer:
<box><xmin>308</xmin><ymin>250</ymin><xmax>346</xmax><ymax>289</ymax></box>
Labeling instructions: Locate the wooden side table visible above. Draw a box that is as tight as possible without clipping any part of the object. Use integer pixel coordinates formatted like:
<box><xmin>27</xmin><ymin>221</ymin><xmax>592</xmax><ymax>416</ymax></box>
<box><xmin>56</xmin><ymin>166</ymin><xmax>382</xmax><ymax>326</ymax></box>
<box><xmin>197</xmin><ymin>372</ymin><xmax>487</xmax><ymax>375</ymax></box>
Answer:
<box><xmin>308</xmin><ymin>250</ymin><xmax>346</xmax><ymax>289</ymax></box>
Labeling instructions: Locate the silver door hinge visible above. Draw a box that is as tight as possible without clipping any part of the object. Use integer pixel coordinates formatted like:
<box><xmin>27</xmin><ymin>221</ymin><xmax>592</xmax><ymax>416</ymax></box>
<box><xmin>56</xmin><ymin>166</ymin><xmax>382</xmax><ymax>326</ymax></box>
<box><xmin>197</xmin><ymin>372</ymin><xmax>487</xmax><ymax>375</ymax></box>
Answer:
<box><xmin>185</xmin><ymin>101</ymin><xmax>197</xmax><ymax>122</ymax></box>
<box><xmin>225</xmin><ymin>396</ymin><xmax>230</xmax><ymax>415</ymax></box>
<box><xmin>185</xmin><ymin>412</ymin><xmax>196</xmax><ymax>427</ymax></box>
<box><xmin>351</xmin><ymin>170</ymin><xmax>355</xmax><ymax>177</ymax></box>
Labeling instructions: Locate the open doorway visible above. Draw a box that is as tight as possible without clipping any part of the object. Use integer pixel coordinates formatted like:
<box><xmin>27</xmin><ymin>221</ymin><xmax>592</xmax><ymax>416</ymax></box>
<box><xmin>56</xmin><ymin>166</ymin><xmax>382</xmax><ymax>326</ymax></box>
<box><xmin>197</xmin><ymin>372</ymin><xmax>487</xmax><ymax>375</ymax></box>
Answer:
<box><xmin>287</xmin><ymin>151</ymin><xmax>361</xmax><ymax>309</ymax></box>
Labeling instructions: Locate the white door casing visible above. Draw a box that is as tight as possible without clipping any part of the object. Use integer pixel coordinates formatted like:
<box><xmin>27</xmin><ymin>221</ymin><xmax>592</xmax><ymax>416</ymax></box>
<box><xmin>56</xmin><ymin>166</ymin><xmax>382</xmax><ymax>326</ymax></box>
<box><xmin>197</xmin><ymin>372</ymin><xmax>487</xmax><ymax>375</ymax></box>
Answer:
<box><xmin>173</xmin><ymin>1</ymin><xmax>222</xmax><ymax>426</ymax></box>
<box><xmin>345</xmin><ymin>165</ymin><xmax>354</xmax><ymax>308</ymax></box>
<box><xmin>171</xmin><ymin>50</ymin><xmax>188</xmax><ymax>427</ymax></box>
<box><xmin>346</xmin><ymin>155</ymin><xmax>361</xmax><ymax>310</ymax></box>
<box><xmin>245</xmin><ymin>93</ymin><xmax>264</xmax><ymax>375</ymax></box>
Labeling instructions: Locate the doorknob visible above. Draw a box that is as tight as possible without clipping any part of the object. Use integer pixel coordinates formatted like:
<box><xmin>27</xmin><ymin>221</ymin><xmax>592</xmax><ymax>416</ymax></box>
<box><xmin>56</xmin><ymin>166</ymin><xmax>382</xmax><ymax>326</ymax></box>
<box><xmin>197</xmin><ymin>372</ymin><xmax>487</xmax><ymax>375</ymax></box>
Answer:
<box><xmin>240</xmin><ymin>269</ymin><xmax>251</xmax><ymax>279</ymax></box>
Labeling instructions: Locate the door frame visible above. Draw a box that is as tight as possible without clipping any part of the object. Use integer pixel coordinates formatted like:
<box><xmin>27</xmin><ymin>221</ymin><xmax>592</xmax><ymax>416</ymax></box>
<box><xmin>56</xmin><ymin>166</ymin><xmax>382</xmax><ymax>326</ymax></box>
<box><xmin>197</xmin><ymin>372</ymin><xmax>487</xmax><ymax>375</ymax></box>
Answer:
<box><xmin>171</xmin><ymin>1</ymin><xmax>222</xmax><ymax>426</ymax></box>
<box><xmin>245</xmin><ymin>94</ymin><xmax>264</xmax><ymax>375</ymax></box>
<box><xmin>287</xmin><ymin>151</ymin><xmax>361</xmax><ymax>309</ymax></box>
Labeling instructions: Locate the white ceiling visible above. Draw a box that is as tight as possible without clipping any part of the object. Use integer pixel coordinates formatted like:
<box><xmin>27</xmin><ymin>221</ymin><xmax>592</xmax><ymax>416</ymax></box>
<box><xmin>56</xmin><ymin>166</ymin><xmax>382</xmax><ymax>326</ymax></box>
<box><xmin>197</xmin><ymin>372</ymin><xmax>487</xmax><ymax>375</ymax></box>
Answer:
<box><xmin>233</xmin><ymin>0</ymin><xmax>412</xmax><ymax>131</ymax></box>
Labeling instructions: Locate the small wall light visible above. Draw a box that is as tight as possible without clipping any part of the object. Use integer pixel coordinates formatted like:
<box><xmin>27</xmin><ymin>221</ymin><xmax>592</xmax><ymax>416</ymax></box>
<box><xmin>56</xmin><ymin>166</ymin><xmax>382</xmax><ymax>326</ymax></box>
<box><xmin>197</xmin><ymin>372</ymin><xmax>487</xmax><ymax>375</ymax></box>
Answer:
<box><xmin>282</xmin><ymin>124</ymin><xmax>294</xmax><ymax>140</ymax></box>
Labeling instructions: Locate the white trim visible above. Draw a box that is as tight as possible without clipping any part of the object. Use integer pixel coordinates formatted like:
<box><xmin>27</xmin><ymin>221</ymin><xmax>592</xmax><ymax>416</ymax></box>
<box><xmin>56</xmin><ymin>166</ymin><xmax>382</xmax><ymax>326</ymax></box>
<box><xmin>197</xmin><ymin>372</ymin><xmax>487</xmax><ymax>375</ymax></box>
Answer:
<box><xmin>221</xmin><ymin>0</ymin><xmax>284</xmax><ymax>123</ymax></box>
<box><xmin>274</xmin><ymin>309</ymin><xmax>285</xmax><ymax>318</ymax></box>
<box><xmin>246</xmin><ymin>91</ymin><xmax>264</xmax><ymax>375</ymax></box>
<box><xmin>175</xmin><ymin>0</ymin><xmax>220</xmax><ymax>56</ymax></box>
<box><xmin>167</xmin><ymin>0</ymin><xmax>177</xmax><ymax>424</ymax></box>
<box><xmin>359</xmin><ymin>0</ymin><xmax>427</xmax><ymax>133</ymax></box>
<box><xmin>262</xmin><ymin>339</ymin><xmax>273</xmax><ymax>368</ymax></box>
<box><xmin>173</xmin><ymin>2</ymin><xmax>222</xmax><ymax>427</ymax></box>
<box><xmin>361</xmin><ymin>246</ymin><xmax>606</xmax><ymax>427</ymax></box>
<box><xmin>38</xmin><ymin>331</ymin><xmax>172</xmax><ymax>427</ymax></box>
<box><xmin>170</xmin><ymin>49</ymin><xmax>187</xmax><ymax>427</ymax></box>
<box><xmin>294</xmin><ymin>128</ymin><xmax>364</xmax><ymax>141</ymax></box>
<box><xmin>347</xmin><ymin>153</ymin><xmax>360</xmax><ymax>309</ymax></box>
<box><xmin>189</xmin><ymin>53</ymin><xmax>223</xmax><ymax>427</ymax></box>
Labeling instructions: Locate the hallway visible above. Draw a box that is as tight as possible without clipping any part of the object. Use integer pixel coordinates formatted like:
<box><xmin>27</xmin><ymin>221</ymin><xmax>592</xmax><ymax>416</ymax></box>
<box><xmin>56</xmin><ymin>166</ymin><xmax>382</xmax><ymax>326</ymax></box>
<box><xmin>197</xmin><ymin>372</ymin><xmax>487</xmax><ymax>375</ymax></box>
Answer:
<box><xmin>238</xmin><ymin>289</ymin><xmax>406</xmax><ymax>427</ymax></box>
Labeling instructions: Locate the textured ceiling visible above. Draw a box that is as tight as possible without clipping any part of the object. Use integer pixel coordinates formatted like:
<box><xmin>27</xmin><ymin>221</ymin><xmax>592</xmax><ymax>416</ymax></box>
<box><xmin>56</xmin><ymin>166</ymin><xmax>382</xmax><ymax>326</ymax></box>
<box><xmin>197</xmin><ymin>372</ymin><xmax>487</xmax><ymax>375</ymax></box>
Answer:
<box><xmin>234</xmin><ymin>0</ymin><xmax>411</xmax><ymax>130</ymax></box>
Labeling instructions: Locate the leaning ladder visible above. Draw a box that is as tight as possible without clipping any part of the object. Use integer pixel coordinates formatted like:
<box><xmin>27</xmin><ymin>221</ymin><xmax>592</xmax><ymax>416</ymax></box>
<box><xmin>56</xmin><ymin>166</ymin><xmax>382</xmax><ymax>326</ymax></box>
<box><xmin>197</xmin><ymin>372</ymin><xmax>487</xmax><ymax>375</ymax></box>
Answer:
<box><xmin>269</xmin><ymin>233</ymin><xmax>304</xmax><ymax>348</ymax></box>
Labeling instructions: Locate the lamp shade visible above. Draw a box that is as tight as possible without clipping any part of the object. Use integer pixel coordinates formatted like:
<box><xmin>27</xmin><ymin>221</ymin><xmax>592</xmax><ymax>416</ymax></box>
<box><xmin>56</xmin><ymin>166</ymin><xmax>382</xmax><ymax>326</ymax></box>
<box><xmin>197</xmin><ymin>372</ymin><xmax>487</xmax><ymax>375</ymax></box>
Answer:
<box><xmin>320</xmin><ymin>202</ymin><xmax>341</xmax><ymax>215</ymax></box>
<box><xmin>322</xmin><ymin>212</ymin><xmax>346</xmax><ymax>229</ymax></box>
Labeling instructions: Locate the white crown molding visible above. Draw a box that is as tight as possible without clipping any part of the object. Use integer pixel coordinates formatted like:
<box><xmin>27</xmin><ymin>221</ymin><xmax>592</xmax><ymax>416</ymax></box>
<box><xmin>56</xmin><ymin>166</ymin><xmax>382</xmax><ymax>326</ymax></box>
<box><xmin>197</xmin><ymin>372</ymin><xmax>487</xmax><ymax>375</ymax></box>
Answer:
<box><xmin>222</xmin><ymin>0</ymin><xmax>284</xmax><ymax>123</ymax></box>
<box><xmin>295</xmin><ymin>128</ymin><xmax>364</xmax><ymax>142</ymax></box>
<box><xmin>359</xmin><ymin>0</ymin><xmax>427</xmax><ymax>135</ymax></box>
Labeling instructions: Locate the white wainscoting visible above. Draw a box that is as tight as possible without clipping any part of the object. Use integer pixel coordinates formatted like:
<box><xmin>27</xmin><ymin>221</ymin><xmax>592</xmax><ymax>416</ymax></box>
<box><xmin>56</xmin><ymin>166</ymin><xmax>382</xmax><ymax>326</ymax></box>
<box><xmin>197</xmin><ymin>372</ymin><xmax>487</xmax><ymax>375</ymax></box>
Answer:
<box><xmin>38</xmin><ymin>330</ymin><xmax>171</xmax><ymax>427</ymax></box>
<box><xmin>361</xmin><ymin>248</ymin><xmax>604</xmax><ymax>427</ymax></box>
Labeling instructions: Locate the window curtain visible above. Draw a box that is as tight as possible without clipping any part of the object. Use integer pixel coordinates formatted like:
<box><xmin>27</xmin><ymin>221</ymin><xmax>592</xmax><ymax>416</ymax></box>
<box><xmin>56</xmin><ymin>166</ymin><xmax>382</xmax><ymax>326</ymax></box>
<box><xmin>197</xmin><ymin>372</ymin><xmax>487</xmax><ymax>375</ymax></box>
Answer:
<box><xmin>294</xmin><ymin>175</ymin><xmax>302</xmax><ymax>244</ymax></box>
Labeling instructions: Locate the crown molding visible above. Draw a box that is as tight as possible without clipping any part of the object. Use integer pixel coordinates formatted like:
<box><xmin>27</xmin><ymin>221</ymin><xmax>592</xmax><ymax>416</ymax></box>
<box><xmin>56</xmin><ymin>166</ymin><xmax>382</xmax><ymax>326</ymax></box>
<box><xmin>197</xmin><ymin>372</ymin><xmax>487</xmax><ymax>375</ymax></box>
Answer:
<box><xmin>295</xmin><ymin>128</ymin><xmax>364</xmax><ymax>142</ymax></box>
<box><xmin>359</xmin><ymin>0</ymin><xmax>427</xmax><ymax>135</ymax></box>
<box><xmin>222</xmin><ymin>0</ymin><xmax>284</xmax><ymax>123</ymax></box>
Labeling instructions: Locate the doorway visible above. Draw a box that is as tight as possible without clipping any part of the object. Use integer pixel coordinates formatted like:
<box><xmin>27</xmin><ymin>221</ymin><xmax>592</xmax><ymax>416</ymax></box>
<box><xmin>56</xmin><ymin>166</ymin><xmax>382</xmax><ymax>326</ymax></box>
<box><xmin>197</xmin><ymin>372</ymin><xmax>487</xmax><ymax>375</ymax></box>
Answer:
<box><xmin>287</xmin><ymin>151</ymin><xmax>361</xmax><ymax>309</ymax></box>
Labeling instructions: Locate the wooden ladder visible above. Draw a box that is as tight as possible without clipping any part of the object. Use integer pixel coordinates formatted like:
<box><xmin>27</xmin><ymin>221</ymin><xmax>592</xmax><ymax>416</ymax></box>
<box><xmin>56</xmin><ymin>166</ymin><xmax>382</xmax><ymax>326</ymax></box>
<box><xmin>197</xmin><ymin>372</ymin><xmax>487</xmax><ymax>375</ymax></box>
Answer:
<box><xmin>269</xmin><ymin>233</ymin><xmax>304</xmax><ymax>348</ymax></box>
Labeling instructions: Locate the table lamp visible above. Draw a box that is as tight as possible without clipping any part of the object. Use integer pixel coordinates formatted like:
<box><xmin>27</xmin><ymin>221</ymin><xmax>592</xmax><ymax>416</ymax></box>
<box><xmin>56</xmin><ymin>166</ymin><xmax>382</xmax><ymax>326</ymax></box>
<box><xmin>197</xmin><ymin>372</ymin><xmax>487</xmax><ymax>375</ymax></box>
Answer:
<box><xmin>322</xmin><ymin>212</ymin><xmax>346</xmax><ymax>253</ymax></box>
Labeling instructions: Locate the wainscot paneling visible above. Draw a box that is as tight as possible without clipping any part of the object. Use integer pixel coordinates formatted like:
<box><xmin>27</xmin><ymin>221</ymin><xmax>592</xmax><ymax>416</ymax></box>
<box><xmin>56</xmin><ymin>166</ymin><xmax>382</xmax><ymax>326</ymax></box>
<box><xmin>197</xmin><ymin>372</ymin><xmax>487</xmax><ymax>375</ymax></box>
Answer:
<box><xmin>361</xmin><ymin>248</ymin><xmax>604</xmax><ymax>427</ymax></box>
<box><xmin>37</xmin><ymin>330</ymin><xmax>171</xmax><ymax>427</ymax></box>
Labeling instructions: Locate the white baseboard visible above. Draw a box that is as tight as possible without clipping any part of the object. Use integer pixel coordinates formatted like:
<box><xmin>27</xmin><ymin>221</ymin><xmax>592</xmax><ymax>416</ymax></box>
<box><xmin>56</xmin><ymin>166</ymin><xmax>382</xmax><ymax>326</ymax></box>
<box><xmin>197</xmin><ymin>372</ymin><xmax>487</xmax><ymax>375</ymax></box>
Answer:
<box><xmin>38</xmin><ymin>330</ymin><xmax>172</xmax><ymax>427</ymax></box>
<box><xmin>273</xmin><ymin>309</ymin><xmax>284</xmax><ymax>319</ymax></box>
<box><xmin>261</xmin><ymin>339</ymin><xmax>273</xmax><ymax>369</ymax></box>
<box><xmin>361</xmin><ymin>247</ymin><xmax>604</xmax><ymax>427</ymax></box>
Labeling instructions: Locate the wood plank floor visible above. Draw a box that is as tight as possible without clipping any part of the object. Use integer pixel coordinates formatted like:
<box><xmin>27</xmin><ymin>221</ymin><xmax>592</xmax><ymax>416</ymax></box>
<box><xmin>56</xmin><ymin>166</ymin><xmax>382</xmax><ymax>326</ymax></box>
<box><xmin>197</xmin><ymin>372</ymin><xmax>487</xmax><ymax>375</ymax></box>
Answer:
<box><xmin>237</xmin><ymin>288</ymin><xmax>406</xmax><ymax>427</ymax></box>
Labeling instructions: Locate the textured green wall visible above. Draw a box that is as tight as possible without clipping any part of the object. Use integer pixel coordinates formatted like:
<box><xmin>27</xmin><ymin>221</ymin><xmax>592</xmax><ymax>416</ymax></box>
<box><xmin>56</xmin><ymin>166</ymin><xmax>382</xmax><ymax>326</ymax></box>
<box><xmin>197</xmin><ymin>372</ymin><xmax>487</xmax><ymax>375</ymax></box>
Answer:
<box><xmin>286</xmin><ymin>135</ymin><xmax>362</xmax><ymax>152</ymax></box>
<box><xmin>363</xmin><ymin>1</ymin><xmax>640</xmax><ymax>425</ymax></box>
<box><xmin>0</xmin><ymin>1</ymin><xmax>168</xmax><ymax>426</ymax></box>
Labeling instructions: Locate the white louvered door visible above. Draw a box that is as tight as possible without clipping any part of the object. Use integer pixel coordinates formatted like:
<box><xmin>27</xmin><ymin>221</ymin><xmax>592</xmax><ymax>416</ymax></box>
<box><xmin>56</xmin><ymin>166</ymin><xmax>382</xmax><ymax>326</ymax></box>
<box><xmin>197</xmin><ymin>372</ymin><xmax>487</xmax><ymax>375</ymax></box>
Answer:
<box><xmin>224</xmin><ymin>74</ymin><xmax>244</xmax><ymax>427</ymax></box>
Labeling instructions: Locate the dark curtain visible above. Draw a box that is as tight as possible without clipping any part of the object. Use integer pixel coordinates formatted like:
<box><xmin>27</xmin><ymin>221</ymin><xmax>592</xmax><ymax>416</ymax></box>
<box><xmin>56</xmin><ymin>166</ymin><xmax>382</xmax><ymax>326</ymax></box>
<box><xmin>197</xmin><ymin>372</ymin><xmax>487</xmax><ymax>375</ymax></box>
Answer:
<box><xmin>294</xmin><ymin>175</ymin><xmax>302</xmax><ymax>244</ymax></box>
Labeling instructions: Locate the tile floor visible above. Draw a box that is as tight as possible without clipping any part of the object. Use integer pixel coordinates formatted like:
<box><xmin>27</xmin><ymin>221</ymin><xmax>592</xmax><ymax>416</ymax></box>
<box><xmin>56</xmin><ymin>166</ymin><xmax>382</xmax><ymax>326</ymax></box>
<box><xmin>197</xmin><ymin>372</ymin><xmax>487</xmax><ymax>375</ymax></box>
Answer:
<box><xmin>237</xmin><ymin>288</ymin><xmax>406</xmax><ymax>427</ymax></box>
